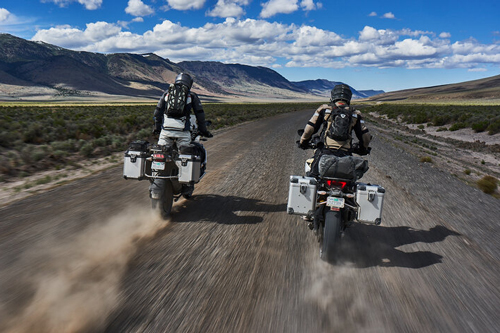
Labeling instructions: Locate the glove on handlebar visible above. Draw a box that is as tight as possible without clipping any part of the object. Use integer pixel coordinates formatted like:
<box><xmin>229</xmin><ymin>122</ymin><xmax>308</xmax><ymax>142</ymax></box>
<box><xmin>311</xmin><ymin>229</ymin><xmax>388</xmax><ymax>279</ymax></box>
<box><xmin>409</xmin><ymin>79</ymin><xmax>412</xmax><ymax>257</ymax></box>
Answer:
<box><xmin>297</xmin><ymin>140</ymin><xmax>309</xmax><ymax>150</ymax></box>
<box><xmin>352</xmin><ymin>143</ymin><xmax>371</xmax><ymax>155</ymax></box>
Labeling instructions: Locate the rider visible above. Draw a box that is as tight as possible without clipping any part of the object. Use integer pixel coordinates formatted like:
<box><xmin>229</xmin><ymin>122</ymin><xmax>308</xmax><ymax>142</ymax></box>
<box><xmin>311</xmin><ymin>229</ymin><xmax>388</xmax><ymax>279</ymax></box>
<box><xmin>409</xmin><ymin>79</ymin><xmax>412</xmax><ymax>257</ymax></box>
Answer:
<box><xmin>153</xmin><ymin>72</ymin><xmax>212</xmax><ymax>149</ymax></box>
<box><xmin>298</xmin><ymin>84</ymin><xmax>372</xmax><ymax>178</ymax></box>
<box><xmin>150</xmin><ymin>73</ymin><xmax>212</xmax><ymax>199</ymax></box>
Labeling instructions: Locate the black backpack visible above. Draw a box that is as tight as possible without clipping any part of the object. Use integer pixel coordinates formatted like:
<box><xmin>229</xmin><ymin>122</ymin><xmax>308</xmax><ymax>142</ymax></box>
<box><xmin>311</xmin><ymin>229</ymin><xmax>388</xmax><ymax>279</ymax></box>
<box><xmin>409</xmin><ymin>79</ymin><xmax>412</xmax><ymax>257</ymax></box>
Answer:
<box><xmin>165</xmin><ymin>83</ymin><xmax>189</xmax><ymax>118</ymax></box>
<box><xmin>326</xmin><ymin>106</ymin><xmax>352</xmax><ymax>141</ymax></box>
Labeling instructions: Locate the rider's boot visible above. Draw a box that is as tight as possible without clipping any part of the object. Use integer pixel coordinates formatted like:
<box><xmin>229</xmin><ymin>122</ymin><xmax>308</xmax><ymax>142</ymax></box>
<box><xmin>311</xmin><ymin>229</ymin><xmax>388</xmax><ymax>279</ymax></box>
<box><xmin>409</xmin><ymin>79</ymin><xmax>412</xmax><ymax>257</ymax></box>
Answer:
<box><xmin>181</xmin><ymin>184</ymin><xmax>194</xmax><ymax>199</ymax></box>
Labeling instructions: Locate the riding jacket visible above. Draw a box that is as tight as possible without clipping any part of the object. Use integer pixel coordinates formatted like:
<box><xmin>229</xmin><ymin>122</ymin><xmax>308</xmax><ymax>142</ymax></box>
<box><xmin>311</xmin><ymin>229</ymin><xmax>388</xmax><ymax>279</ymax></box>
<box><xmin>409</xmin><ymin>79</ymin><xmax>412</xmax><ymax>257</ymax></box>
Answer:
<box><xmin>153</xmin><ymin>90</ymin><xmax>208</xmax><ymax>134</ymax></box>
<box><xmin>300</xmin><ymin>102</ymin><xmax>372</xmax><ymax>152</ymax></box>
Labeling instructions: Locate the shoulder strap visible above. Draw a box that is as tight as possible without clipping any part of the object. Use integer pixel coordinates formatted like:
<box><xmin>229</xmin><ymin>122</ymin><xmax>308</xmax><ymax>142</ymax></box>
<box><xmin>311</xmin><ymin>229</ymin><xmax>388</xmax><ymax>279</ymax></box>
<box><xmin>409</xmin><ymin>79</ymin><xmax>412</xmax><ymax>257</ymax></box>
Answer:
<box><xmin>319</xmin><ymin>107</ymin><xmax>332</xmax><ymax>144</ymax></box>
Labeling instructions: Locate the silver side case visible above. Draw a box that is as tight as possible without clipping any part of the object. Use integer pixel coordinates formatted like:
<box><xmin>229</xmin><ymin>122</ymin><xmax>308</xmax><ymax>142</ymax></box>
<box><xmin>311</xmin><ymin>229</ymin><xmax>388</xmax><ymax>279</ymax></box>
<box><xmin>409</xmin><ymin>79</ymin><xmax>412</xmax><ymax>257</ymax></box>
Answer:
<box><xmin>355</xmin><ymin>183</ymin><xmax>385</xmax><ymax>225</ymax></box>
<box><xmin>123</xmin><ymin>150</ymin><xmax>147</xmax><ymax>180</ymax></box>
<box><xmin>287</xmin><ymin>176</ymin><xmax>317</xmax><ymax>216</ymax></box>
<box><xmin>176</xmin><ymin>154</ymin><xmax>202</xmax><ymax>183</ymax></box>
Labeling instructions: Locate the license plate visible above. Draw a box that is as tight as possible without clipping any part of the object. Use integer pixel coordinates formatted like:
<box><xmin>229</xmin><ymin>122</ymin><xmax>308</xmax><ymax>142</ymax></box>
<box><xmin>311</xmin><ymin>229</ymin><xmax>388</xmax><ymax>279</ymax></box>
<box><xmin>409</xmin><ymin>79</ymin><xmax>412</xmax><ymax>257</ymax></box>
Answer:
<box><xmin>152</xmin><ymin>161</ymin><xmax>165</xmax><ymax>170</ymax></box>
<box><xmin>326</xmin><ymin>196</ymin><xmax>344</xmax><ymax>208</ymax></box>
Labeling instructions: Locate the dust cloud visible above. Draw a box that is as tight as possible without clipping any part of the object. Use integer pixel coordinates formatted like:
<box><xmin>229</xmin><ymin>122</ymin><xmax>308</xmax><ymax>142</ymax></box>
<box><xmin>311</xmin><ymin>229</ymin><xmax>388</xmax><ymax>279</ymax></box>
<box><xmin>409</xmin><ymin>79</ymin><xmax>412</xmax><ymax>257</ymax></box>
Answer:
<box><xmin>305</xmin><ymin>256</ymin><xmax>386</xmax><ymax>332</ymax></box>
<box><xmin>3</xmin><ymin>207</ymin><xmax>168</xmax><ymax>333</ymax></box>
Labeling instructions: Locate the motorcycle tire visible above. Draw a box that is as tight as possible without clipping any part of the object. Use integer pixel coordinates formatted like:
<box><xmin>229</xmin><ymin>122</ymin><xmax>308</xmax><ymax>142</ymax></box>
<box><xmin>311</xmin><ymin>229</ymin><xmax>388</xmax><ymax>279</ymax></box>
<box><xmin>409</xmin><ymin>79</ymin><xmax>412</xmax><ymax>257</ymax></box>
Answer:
<box><xmin>152</xmin><ymin>180</ymin><xmax>174</xmax><ymax>219</ymax></box>
<box><xmin>320</xmin><ymin>210</ymin><xmax>342</xmax><ymax>263</ymax></box>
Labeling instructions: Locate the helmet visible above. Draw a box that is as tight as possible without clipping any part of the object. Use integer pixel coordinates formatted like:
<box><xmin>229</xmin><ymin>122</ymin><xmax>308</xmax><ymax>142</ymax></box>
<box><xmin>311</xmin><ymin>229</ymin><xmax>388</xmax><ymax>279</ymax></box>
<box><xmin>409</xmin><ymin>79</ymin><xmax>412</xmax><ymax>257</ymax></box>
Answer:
<box><xmin>330</xmin><ymin>84</ymin><xmax>352</xmax><ymax>104</ymax></box>
<box><xmin>175</xmin><ymin>73</ymin><xmax>193</xmax><ymax>89</ymax></box>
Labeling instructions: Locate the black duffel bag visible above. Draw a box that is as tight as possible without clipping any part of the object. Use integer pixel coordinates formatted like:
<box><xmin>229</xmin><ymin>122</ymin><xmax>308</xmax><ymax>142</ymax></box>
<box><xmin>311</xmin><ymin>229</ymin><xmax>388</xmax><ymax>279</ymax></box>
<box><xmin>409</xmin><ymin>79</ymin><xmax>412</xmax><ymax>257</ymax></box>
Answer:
<box><xmin>318</xmin><ymin>154</ymin><xmax>369</xmax><ymax>180</ymax></box>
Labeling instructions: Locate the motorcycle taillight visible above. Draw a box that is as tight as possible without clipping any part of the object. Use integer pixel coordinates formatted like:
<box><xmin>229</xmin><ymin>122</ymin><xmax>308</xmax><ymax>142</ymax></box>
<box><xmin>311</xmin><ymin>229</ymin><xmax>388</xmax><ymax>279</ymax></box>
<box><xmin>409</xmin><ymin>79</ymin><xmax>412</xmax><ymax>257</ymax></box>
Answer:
<box><xmin>153</xmin><ymin>153</ymin><xmax>165</xmax><ymax>161</ymax></box>
<box><xmin>326</xmin><ymin>180</ymin><xmax>348</xmax><ymax>190</ymax></box>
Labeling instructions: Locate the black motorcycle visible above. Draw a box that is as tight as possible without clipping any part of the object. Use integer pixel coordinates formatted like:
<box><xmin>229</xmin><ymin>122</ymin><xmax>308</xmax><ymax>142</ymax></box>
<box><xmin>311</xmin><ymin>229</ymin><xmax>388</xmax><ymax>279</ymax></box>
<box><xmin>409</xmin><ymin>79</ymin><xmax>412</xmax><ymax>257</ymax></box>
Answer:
<box><xmin>123</xmin><ymin>119</ymin><xmax>211</xmax><ymax>219</ymax></box>
<box><xmin>288</xmin><ymin>131</ymin><xmax>385</xmax><ymax>262</ymax></box>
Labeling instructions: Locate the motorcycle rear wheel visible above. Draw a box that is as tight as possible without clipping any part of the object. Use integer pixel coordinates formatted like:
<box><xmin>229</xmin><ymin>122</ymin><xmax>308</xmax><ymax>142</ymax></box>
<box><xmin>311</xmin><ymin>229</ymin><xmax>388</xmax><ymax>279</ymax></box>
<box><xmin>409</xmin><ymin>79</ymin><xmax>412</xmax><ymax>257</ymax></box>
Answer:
<box><xmin>320</xmin><ymin>210</ymin><xmax>342</xmax><ymax>263</ymax></box>
<box><xmin>152</xmin><ymin>180</ymin><xmax>174</xmax><ymax>219</ymax></box>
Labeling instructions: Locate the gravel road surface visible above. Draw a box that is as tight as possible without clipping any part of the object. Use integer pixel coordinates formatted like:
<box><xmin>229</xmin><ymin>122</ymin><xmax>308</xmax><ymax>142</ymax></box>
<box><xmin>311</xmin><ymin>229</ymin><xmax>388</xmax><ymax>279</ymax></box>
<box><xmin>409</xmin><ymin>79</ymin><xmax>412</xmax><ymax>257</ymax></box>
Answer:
<box><xmin>1</xmin><ymin>109</ymin><xmax>499</xmax><ymax>333</ymax></box>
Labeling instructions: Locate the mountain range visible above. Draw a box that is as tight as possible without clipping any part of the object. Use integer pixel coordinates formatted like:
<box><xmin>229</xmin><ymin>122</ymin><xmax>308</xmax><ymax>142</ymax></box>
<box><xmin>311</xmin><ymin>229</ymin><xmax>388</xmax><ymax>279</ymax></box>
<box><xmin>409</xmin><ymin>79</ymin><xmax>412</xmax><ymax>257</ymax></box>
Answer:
<box><xmin>0</xmin><ymin>33</ymin><xmax>382</xmax><ymax>102</ymax></box>
<box><xmin>2</xmin><ymin>33</ymin><xmax>499</xmax><ymax>103</ymax></box>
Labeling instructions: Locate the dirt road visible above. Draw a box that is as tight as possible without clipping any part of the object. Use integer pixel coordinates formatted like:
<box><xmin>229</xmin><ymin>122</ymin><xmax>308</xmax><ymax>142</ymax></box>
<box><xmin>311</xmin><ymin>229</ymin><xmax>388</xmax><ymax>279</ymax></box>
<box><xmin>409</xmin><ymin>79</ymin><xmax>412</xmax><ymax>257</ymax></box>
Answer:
<box><xmin>1</xmin><ymin>110</ymin><xmax>499</xmax><ymax>333</ymax></box>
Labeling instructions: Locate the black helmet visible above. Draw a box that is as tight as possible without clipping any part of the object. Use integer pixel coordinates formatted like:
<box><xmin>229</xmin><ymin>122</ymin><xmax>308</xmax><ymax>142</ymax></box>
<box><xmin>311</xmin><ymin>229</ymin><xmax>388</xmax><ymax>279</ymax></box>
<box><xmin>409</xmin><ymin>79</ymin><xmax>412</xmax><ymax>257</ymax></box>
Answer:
<box><xmin>331</xmin><ymin>84</ymin><xmax>352</xmax><ymax>104</ymax></box>
<box><xmin>175</xmin><ymin>73</ymin><xmax>193</xmax><ymax>89</ymax></box>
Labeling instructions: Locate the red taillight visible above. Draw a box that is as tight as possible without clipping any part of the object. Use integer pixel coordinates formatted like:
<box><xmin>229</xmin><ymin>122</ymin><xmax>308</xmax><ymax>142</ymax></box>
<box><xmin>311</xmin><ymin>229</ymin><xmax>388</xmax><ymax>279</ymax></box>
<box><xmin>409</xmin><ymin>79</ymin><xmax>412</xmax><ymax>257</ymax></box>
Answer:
<box><xmin>326</xmin><ymin>180</ymin><xmax>348</xmax><ymax>189</ymax></box>
<box><xmin>153</xmin><ymin>153</ymin><xmax>165</xmax><ymax>160</ymax></box>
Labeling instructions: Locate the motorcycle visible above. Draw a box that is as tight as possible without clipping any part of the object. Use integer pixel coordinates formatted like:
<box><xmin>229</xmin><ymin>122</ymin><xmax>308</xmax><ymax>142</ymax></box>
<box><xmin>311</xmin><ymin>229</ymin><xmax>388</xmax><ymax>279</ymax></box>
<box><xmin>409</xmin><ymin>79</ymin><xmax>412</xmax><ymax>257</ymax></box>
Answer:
<box><xmin>287</xmin><ymin>130</ymin><xmax>385</xmax><ymax>263</ymax></box>
<box><xmin>123</xmin><ymin>115</ymin><xmax>211</xmax><ymax>218</ymax></box>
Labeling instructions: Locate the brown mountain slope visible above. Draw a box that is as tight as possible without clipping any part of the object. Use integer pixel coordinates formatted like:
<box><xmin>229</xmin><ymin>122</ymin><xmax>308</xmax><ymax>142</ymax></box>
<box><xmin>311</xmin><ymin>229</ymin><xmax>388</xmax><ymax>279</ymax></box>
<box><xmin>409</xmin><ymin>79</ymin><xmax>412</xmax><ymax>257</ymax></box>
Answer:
<box><xmin>369</xmin><ymin>74</ymin><xmax>500</xmax><ymax>102</ymax></box>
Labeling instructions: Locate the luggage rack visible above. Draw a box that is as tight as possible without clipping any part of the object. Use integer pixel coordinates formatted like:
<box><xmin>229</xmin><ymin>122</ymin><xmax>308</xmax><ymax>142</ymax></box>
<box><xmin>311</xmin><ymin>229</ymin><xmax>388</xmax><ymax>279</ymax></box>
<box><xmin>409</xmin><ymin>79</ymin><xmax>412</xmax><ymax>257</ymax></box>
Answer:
<box><xmin>144</xmin><ymin>174</ymin><xmax>179</xmax><ymax>180</ymax></box>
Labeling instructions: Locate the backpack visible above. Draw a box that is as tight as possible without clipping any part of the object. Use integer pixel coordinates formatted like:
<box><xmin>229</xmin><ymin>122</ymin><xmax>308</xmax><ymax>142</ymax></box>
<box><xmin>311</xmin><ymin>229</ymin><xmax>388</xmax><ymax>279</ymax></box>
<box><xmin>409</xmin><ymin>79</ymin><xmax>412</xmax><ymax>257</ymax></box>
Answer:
<box><xmin>326</xmin><ymin>106</ymin><xmax>352</xmax><ymax>141</ymax></box>
<box><xmin>165</xmin><ymin>83</ymin><xmax>189</xmax><ymax>118</ymax></box>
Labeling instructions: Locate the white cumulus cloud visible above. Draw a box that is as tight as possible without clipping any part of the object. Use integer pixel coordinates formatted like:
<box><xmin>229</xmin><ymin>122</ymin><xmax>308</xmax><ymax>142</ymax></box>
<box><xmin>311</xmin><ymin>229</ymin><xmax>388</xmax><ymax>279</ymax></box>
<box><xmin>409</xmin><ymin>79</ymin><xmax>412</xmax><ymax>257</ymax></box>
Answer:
<box><xmin>207</xmin><ymin>0</ymin><xmax>250</xmax><ymax>18</ymax></box>
<box><xmin>260</xmin><ymin>0</ymin><xmax>298</xmax><ymax>18</ymax></box>
<box><xmin>30</xmin><ymin>19</ymin><xmax>500</xmax><ymax>71</ymax></box>
<box><xmin>44</xmin><ymin>0</ymin><xmax>103</xmax><ymax>10</ymax></box>
<box><xmin>125</xmin><ymin>0</ymin><xmax>154</xmax><ymax>16</ymax></box>
<box><xmin>382</xmin><ymin>12</ymin><xmax>395</xmax><ymax>19</ymax></box>
<box><xmin>165</xmin><ymin>0</ymin><xmax>206</xmax><ymax>10</ymax></box>
<box><xmin>300</xmin><ymin>0</ymin><xmax>321</xmax><ymax>11</ymax></box>
<box><xmin>439</xmin><ymin>32</ymin><xmax>451</xmax><ymax>38</ymax></box>
<box><xmin>0</xmin><ymin>8</ymin><xmax>11</xmax><ymax>22</ymax></box>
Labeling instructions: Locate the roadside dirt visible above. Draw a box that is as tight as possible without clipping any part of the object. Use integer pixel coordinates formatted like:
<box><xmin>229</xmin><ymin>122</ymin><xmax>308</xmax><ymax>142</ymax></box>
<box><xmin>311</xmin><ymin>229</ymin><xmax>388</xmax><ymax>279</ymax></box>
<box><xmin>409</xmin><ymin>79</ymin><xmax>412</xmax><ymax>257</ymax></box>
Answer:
<box><xmin>366</xmin><ymin>112</ymin><xmax>500</xmax><ymax>192</ymax></box>
<box><xmin>1</xmin><ymin>110</ymin><xmax>500</xmax><ymax>333</ymax></box>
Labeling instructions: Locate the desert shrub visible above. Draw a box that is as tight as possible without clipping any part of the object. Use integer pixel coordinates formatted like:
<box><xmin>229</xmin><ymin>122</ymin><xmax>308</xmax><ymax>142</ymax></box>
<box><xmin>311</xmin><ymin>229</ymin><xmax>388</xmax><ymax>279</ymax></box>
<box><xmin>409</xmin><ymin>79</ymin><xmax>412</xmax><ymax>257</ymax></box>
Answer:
<box><xmin>464</xmin><ymin>169</ymin><xmax>471</xmax><ymax>175</ymax></box>
<box><xmin>51</xmin><ymin>139</ymin><xmax>80</xmax><ymax>152</ymax></box>
<box><xmin>0</xmin><ymin>155</ymin><xmax>11</xmax><ymax>175</ymax></box>
<box><xmin>0</xmin><ymin>130</ymin><xmax>19</xmax><ymax>148</ymax></box>
<box><xmin>432</xmin><ymin>115</ymin><xmax>451</xmax><ymax>126</ymax></box>
<box><xmin>458</xmin><ymin>113</ymin><xmax>472</xmax><ymax>122</ymax></box>
<box><xmin>417</xmin><ymin>125</ymin><xmax>425</xmax><ymax>130</ymax></box>
<box><xmin>31</xmin><ymin>146</ymin><xmax>48</xmax><ymax>162</ymax></box>
<box><xmin>136</xmin><ymin>128</ymin><xmax>152</xmax><ymax>140</ymax></box>
<box><xmin>79</xmin><ymin>142</ymin><xmax>94</xmax><ymax>157</ymax></box>
<box><xmin>420</xmin><ymin>156</ymin><xmax>433</xmax><ymax>163</ymax></box>
<box><xmin>437</xmin><ymin>127</ymin><xmax>448</xmax><ymax>132</ymax></box>
<box><xmin>52</xmin><ymin>150</ymin><xmax>68</xmax><ymax>159</ymax></box>
<box><xmin>472</xmin><ymin>120</ymin><xmax>489</xmax><ymax>133</ymax></box>
<box><xmin>35</xmin><ymin>175</ymin><xmax>52</xmax><ymax>185</ymax></box>
<box><xmin>477</xmin><ymin>175</ymin><xmax>498</xmax><ymax>194</ymax></box>
<box><xmin>449</xmin><ymin>123</ymin><xmax>467</xmax><ymax>131</ymax></box>
<box><xmin>23</xmin><ymin>123</ymin><xmax>45</xmax><ymax>144</ymax></box>
<box><xmin>487</xmin><ymin>118</ymin><xmax>500</xmax><ymax>135</ymax></box>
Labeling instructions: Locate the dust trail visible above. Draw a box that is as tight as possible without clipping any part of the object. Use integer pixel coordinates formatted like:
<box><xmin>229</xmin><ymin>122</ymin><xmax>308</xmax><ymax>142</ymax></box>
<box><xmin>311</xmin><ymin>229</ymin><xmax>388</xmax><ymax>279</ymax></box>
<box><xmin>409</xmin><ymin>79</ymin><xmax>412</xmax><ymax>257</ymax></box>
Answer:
<box><xmin>4</xmin><ymin>207</ymin><xmax>168</xmax><ymax>333</ymax></box>
<box><xmin>305</xmin><ymin>255</ymin><xmax>386</xmax><ymax>332</ymax></box>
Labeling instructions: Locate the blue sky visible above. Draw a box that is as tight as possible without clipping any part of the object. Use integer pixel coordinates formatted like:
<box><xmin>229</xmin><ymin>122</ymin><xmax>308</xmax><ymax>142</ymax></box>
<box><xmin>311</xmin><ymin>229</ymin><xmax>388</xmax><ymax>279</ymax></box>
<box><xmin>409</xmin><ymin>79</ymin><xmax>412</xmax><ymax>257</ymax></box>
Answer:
<box><xmin>0</xmin><ymin>0</ymin><xmax>499</xmax><ymax>92</ymax></box>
